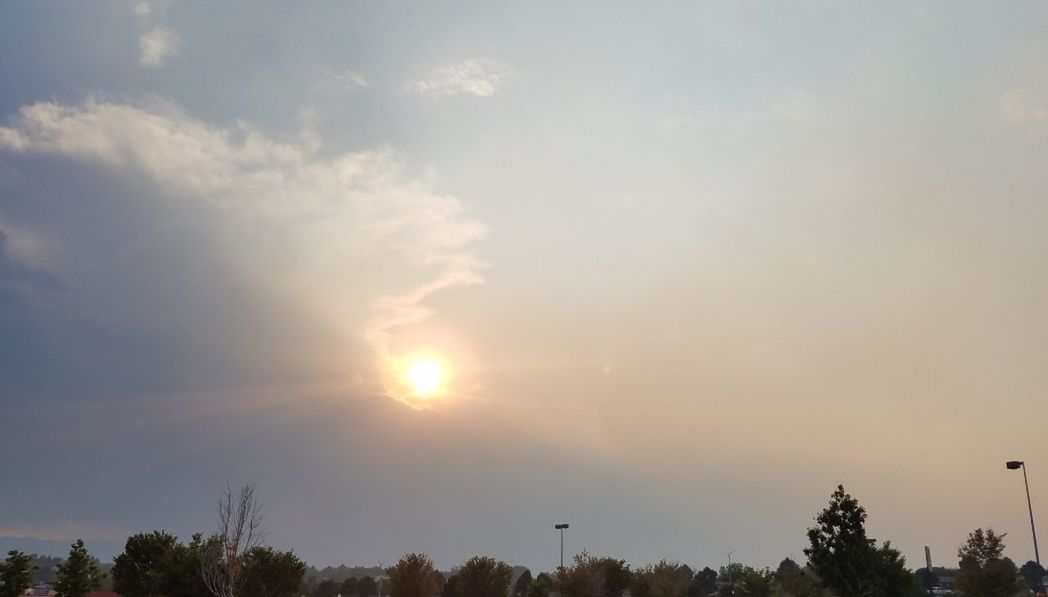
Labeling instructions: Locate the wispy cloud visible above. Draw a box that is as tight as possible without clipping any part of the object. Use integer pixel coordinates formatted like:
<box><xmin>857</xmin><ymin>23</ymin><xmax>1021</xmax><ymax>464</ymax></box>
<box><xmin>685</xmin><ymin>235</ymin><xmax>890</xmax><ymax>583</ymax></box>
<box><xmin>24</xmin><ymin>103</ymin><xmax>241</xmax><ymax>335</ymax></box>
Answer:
<box><xmin>139</xmin><ymin>27</ymin><xmax>180</xmax><ymax>68</ymax></box>
<box><xmin>329</xmin><ymin>69</ymin><xmax>369</xmax><ymax>90</ymax></box>
<box><xmin>410</xmin><ymin>59</ymin><xmax>508</xmax><ymax>98</ymax></box>
<box><xmin>1000</xmin><ymin>89</ymin><xmax>1048</xmax><ymax>127</ymax></box>
<box><xmin>0</xmin><ymin>99</ymin><xmax>486</xmax><ymax>408</ymax></box>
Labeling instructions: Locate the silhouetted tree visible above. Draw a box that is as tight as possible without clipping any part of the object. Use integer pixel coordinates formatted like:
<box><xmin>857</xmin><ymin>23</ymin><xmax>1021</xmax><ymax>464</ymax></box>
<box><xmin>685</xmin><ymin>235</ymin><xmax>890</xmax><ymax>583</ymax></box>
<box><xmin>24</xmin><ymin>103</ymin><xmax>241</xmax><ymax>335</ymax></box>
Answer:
<box><xmin>450</xmin><ymin>556</ymin><xmax>513</xmax><ymax>597</ymax></box>
<box><xmin>631</xmin><ymin>561</ymin><xmax>692</xmax><ymax>597</ymax></box>
<box><xmin>688</xmin><ymin>568</ymin><xmax>718</xmax><ymax>597</ymax></box>
<box><xmin>313</xmin><ymin>579</ymin><xmax>340</xmax><ymax>597</ymax></box>
<box><xmin>112</xmin><ymin>530</ymin><xmax>181</xmax><ymax>597</ymax></box>
<box><xmin>717</xmin><ymin>563</ymin><xmax>772</xmax><ymax>597</ymax></box>
<box><xmin>170</xmin><ymin>533</ymin><xmax>221</xmax><ymax>597</ymax></box>
<box><xmin>1019</xmin><ymin>560</ymin><xmax>1046</xmax><ymax>593</ymax></box>
<box><xmin>358</xmin><ymin>575</ymin><xmax>379</xmax><ymax>597</ymax></box>
<box><xmin>0</xmin><ymin>550</ymin><xmax>36</xmax><ymax>597</ymax></box>
<box><xmin>954</xmin><ymin>528</ymin><xmax>1021</xmax><ymax>597</ymax></box>
<box><xmin>555</xmin><ymin>553</ymin><xmax>632</xmax><ymax>597</ymax></box>
<box><xmin>54</xmin><ymin>540</ymin><xmax>104</xmax><ymax>597</ymax></box>
<box><xmin>202</xmin><ymin>483</ymin><xmax>265</xmax><ymax>597</ymax></box>
<box><xmin>389</xmin><ymin>554</ymin><xmax>441</xmax><ymax>597</ymax></box>
<box><xmin>240</xmin><ymin>546</ymin><xmax>306</xmax><ymax>597</ymax></box>
<box><xmin>771</xmin><ymin>558</ymin><xmax>827</xmax><ymax>597</ymax></box>
<box><xmin>341</xmin><ymin>577</ymin><xmax>361</xmax><ymax>597</ymax></box>
<box><xmin>804</xmin><ymin>485</ymin><xmax>921</xmax><ymax>597</ymax></box>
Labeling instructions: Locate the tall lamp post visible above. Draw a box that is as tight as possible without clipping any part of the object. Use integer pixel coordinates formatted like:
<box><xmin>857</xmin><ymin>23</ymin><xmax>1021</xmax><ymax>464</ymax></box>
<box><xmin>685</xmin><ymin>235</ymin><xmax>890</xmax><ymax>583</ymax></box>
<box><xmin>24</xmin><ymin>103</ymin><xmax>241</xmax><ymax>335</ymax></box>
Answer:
<box><xmin>555</xmin><ymin>523</ymin><xmax>570</xmax><ymax>568</ymax></box>
<box><xmin>1006</xmin><ymin>461</ymin><xmax>1041</xmax><ymax>570</ymax></box>
<box><xmin>726</xmin><ymin>551</ymin><xmax>735</xmax><ymax>596</ymax></box>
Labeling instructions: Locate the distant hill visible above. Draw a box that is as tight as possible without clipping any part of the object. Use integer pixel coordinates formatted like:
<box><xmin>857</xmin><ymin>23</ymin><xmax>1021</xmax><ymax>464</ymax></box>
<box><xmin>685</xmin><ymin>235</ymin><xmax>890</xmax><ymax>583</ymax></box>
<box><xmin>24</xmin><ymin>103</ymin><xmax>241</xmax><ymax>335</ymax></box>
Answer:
<box><xmin>0</xmin><ymin>537</ymin><xmax>123</xmax><ymax>562</ymax></box>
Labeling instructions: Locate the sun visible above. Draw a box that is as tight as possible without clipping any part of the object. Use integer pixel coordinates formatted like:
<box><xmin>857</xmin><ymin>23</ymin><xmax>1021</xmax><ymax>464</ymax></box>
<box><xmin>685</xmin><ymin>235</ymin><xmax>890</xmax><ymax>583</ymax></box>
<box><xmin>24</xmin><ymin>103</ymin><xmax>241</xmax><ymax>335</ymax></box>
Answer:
<box><xmin>406</xmin><ymin>359</ymin><xmax>445</xmax><ymax>397</ymax></box>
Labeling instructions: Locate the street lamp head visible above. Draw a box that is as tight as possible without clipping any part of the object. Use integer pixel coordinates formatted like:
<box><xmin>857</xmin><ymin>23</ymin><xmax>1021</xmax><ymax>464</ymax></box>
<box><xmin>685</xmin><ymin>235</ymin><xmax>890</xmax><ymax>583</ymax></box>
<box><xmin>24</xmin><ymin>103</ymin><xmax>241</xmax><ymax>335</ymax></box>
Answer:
<box><xmin>1007</xmin><ymin>461</ymin><xmax>1024</xmax><ymax>470</ymax></box>
<box><xmin>555</xmin><ymin>523</ymin><xmax>569</xmax><ymax>529</ymax></box>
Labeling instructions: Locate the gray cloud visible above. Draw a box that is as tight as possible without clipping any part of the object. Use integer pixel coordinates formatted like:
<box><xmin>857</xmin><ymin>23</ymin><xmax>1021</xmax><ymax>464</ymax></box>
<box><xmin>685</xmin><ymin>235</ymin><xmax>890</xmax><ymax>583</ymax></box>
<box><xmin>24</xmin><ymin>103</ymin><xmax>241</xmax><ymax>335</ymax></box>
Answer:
<box><xmin>0</xmin><ymin>99</ymin><xmax>486</xmax><ymax>406</ymax></box>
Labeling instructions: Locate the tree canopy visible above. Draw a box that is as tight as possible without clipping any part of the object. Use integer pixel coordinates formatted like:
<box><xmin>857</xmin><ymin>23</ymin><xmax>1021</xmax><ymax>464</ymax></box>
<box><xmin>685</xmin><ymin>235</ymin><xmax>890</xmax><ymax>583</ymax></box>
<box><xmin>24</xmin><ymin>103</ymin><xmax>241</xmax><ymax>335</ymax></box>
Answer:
<box><xmin>953</xmin><ymin>528</ymin><xmax>1021</xmax><ymax>597</ymax></box>
<box><xmin>555</xmin><ymin>553</ymin><xmax>632</xmax><ymax>597</ymax></box>
<box><xmin>0</xmin><ymin>550</ymin><xmax>36</xmax><ymax>597</ymax></box>
<box><xmin>389</xmin><ymin>553</ymin><xmax>441</xmax><ymax>597</ymax></box>
<box><xmin>53</xmin><ymin>540</ymin><xmax>104</xmax><ymax>597</ymax></box>
<box><xmin>804</xmin><ymin>485</ymin><xmax>921</xmax><ymax>597</ymax></box>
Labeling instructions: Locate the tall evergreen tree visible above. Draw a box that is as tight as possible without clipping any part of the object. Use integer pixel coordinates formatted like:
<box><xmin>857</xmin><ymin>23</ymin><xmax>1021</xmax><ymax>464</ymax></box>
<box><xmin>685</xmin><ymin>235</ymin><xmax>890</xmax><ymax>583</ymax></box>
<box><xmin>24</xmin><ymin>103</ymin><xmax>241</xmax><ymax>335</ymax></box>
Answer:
<box><xmin>53</xmin><ymin>540</ymin><xmax>104</xmax><ymax>597</ymax></box>
<box><xmin>0</xmin><ymin>550</ymin><xmax>36</xmax><ymax>597</ymax></box>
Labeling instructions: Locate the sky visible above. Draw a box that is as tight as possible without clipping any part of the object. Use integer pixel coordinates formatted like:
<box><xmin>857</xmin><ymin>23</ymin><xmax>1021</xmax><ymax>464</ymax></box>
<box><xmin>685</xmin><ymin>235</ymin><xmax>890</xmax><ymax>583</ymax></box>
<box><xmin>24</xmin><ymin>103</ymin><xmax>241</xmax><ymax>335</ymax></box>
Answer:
<box><xmin>2</xmin><ymin>0</ymin><xmax>1048</xmax><ymax>575</ymax></box>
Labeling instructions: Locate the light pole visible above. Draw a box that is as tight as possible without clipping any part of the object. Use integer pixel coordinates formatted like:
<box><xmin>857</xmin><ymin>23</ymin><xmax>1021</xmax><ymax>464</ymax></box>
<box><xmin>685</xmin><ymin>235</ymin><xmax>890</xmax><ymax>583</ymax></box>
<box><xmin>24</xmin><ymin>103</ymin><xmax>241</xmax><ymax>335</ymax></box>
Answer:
<box><xmin>726</xmin><ymin>551</ymin><xmax>735</xmax><ymax>596</ymax></box>
<box><xmin>555</xmin><ymin>523</ymin><xmax>570</xmax><ymax>568</ymax></box>
<box><xmin>1006</xmin><ymin>461</ymin><xmax>1041</xmax><ymax>570</ymax></box>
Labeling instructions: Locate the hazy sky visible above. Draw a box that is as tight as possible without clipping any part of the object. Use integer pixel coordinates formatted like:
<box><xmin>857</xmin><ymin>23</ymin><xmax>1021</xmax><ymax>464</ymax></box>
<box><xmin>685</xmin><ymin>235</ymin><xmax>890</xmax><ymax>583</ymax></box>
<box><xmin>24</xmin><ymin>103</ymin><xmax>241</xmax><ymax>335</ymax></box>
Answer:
<box><xmin>2</xmin><ymin>1</ymin><xmax>1048</xmax><ymax>574</ymax></box>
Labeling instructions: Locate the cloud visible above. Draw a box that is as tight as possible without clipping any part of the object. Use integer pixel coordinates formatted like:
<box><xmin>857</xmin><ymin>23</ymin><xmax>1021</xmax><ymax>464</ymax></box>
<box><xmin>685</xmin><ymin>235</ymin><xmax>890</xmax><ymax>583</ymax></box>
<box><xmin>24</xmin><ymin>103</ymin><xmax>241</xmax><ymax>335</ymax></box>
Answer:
<box><xmin>1000</xmin><ymin>89</ymin><xmax>1048</xmax><ymax>126</ymax></box>
<box><xmin>0</xmin><ymin>99</ymin><xmax>486</xmax><ymax>407</ymax></box>
<box><xmin>139</xmin><ymin>27</ymin><xmax>180</xmax><ymax>68</ymax></box>
<box><xmin>133</xmin><ymin>2</ymin><xmax>151</xmax><ymax>17</ymax></box>
<box><xmin>410</xmin><ymin>59</ymin><xmax>508</xmax><ymax>98</ymax></box>
<box><xmin>329</xmin><ymin>69</ymin><xmax>369</xmax><ymax>90</ymax></box>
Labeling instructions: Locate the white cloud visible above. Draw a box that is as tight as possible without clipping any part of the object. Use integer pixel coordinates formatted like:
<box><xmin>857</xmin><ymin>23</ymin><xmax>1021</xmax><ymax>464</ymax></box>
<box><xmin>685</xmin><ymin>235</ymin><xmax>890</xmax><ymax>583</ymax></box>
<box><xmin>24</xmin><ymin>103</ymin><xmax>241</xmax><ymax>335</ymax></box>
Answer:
<box><xmin>330</xmin><ymin>69</ymin><xmax>369</xmax><ymax>90</ymax></box>
<box><xmin>1000</xmin><ymin>89</ymin><xmax>1048</xmax><ymax>126</ymax></box>
<box><xmin>132</xmin><ymin>2</ymin><xmax>151</xmax><ymax>16</ymax></box>
<box><xmin>410</xmin><ymin>59</ymin><xmax>508</xmax><ymax>98</ymax></box>
<box><xmin>139</xmin><ymin>27</ymin><xmax>180</xmax><ymax>68</ymax></box>
<box><xmin>0</xmin><ymin>100</ymin><xmax>486</xmax><ymax>409</ymax></box>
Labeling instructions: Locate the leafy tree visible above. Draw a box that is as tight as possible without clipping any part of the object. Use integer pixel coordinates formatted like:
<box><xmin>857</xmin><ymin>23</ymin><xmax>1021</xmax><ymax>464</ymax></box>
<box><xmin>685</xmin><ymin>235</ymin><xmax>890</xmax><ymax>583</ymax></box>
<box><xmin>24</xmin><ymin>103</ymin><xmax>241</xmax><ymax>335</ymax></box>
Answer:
<box><xmin>717</xmin><ymin>563</ymin><xmax>772</xmax><ymax>597</ymax></box>
<box><xmin>1019</xmin><ymin>560</ymin><xmax>1046</xmax><ymax>593</ymax></box>
<box><xmin>770</xmin><ymin>558</ymin><xmax>826</xmax><ymax>597</ymax></box>
<box><xmin>528</xmin><ymin>573</ymin><xmax>554</xmax><ymax>597</ymax></box>
<box><xmin>804</xmin><ymin>485</ymin><xmax>921</xmax><ymax>597</ymax></box>
<box><xmin>0</xmin><ymin>550</ymin><xmax>36</xmax><ymax>597</ymax></box>
<box><xmin>954</xmin><ymin>529</ymin><xmax>1021</xmax><ymax>597</ymax></box>
<box><xmin>313</xmin><ymin>579</ymin><xmax>340</xmax><ymax>597</ymax></box>
<box><xmin>514</xmin><ymin>570</ymin><xmax>533</xmax><ymax>597</ymax></box>
<box><xmin>168</xmin><ymin>533</ymin><xmax>221</xmax><ymax>597</ymax></box>
<box><xmin>358</xmin><ymin>575</ymin><xmax>379</xmax><ymax>597</ymax></box>
<box><xmin>54</xmin><ymin>539</ymin><xmax>105</xmax><ymax>597</ymax></box>
<box><xmin>341</xmin><ymin>577</ymin><xmax>361</xmax><ymax>597</ymax></box>
<box><xmin>241</xmin><ymin>546</ymin><xmax>306</xmax><ymax>597</ymax></box>
<box><xmin>112</xmin><ymin>530</ymin><xmax>180</xmax><ymax>597</ymax></box>
<box><xmin>450</xmin><ymin>556</ymin><xmax>513</xmax><ymax>597</ymax></box>
<box><xmin>688</xmin><ymin>567</ymin><xmax>718</xmax><ymax>597</ymax></box>
<box><xmin>631</xmin><ymin>561</ymin><xmax>692</xmax><ymax>597</ymax></box>
<box><xmin>389</xmin><ymin>553</ymin><xmax>441</xmax><ymax>597</ymax></box>
<box><xmin>555</xmin><ymin>552</ymin><xmax>632</xmax><ymax>597</ymax></box>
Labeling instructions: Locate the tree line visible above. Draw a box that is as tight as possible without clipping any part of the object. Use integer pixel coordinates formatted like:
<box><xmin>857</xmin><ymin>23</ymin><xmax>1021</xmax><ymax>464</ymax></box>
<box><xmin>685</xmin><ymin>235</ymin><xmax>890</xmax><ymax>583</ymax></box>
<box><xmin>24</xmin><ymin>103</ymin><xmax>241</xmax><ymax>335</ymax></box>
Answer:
<box><xmin>1</xmin><ymin>484</ymin><xmax>1043</xmax><ymax>597</ymax></box>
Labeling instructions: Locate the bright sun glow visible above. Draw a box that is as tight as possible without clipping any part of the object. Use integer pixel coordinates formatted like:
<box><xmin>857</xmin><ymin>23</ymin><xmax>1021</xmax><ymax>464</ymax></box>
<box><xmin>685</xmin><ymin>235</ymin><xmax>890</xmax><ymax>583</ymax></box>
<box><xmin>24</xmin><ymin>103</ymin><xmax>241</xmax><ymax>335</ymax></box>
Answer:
<box><xmin>406</xmin><ymin>359</ymin><xmax>444</xmax><ymax>397</ymax></box>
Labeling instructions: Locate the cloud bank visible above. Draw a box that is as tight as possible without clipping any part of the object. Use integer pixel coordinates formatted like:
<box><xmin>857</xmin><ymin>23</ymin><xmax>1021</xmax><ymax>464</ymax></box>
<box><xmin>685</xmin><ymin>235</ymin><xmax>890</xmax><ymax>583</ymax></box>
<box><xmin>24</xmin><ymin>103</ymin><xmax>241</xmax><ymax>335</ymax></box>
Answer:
<box><xmin>0</xmin><ymin>99</ymin><xmax>485</xmax><ymax>406</ymax></box>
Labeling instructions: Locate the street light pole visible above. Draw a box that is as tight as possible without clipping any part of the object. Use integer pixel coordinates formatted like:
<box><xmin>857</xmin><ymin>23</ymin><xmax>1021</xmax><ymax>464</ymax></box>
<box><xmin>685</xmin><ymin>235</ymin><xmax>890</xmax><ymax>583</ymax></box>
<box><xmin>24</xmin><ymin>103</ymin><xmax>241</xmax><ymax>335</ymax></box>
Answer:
<box><xmin>726</xmin><ymin>551</ymin><xmax>735</xmax><ymax>596</ymax></box>
<box><xmin>555</xmin><ymin>523</ymin><xmax>570</xmax><ymax>568</ymax></box>
<box><xmin>1007</xmin><ymin>460</ymin><xmax>1041</xmax><ymax>568</ymax></box>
